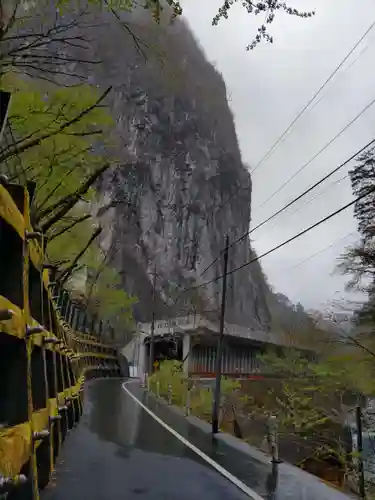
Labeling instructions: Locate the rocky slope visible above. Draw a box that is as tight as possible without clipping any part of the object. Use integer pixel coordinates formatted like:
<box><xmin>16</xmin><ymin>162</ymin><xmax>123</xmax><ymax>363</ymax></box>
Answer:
<box><xmin>23</xmin><ymin>3</ymin><xmax>273</xmax><ymax>329</ymax></box>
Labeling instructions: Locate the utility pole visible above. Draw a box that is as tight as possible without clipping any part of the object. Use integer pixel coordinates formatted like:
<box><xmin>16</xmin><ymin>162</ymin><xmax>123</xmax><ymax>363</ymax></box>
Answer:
<box><xmin>212</xmin><ymin>235</ymin><xmax>229</xmax><ymax>434</ymax></box>
<box><xmin>148</xmin><ymin>265</ymin><xmax>157</xmax><ymax>375</ymax></box>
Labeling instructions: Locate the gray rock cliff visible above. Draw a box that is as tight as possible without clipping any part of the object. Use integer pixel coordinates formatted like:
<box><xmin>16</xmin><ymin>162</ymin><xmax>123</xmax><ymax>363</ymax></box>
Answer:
<box><xmin>19</xmin><ymin>4</ymin><xmax>273</xmax><ymax>329</ymax></box>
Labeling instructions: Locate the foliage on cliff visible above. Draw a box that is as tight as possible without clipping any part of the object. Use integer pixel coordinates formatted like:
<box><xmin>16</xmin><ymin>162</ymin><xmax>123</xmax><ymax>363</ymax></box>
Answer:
<box><xmin>0</xmin><ymin>74</ymin><xmax>135</xmax><ymax>331</ymax></box>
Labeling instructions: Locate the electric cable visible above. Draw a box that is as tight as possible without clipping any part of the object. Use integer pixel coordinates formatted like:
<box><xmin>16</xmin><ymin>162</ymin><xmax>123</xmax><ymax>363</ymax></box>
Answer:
<box><xmin>200</xmin><ymin>137</ymin><xmax>375</xmax><ymax>277</ymax></box>
<box><xmin>288</xmin><ymin>232</ymin><xmax>356</xmax><ymax>271</ymax></box>
<box><xmin>185</xmin><ymin>185</ymin><xmax>375</xmax><ymax>294</ymax></box>
<box><xmin>207</xmin><ymin>19</ymin><xmax>375</xmax><ymax>221</ymax></box>
<box><xmin>257</xmin><ymin>94</ymin><xmax>375</xmax><ymax>211</ymax></box>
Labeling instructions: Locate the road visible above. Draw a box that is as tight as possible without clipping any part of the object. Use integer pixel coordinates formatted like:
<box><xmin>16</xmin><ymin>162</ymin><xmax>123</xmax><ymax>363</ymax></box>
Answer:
<box><xmin>43</xmin><ymin>379</ymin><xmax>354</xmax><ymax>500</ymax></box>
<box><xmin>42</xmin><ymin>379</ymin><xmax>250</xmax><ymax>500</ymax></box>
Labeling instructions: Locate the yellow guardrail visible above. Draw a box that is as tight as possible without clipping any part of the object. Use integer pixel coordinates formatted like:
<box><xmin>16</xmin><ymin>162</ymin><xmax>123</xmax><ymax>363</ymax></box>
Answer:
<box><xmin>0</xmin><ymin>185</ymin><xmax>45</xmax><ymax>276</ymax></box>
<box><xmin>0</xmin><ymin>182</ymin><xmax>121</xmax><ymax>497</ymax></box>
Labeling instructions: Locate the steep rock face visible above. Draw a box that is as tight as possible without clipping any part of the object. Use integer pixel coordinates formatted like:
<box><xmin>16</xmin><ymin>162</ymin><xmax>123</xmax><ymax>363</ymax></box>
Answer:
<box><xmin>25</xmin><ymin>5</ymin><xmax>272</xmax><ymax>329</ymax></box>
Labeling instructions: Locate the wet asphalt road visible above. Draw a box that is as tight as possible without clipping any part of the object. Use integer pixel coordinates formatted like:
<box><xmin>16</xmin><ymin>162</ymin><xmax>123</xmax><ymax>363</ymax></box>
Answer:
<box><xmin>43</xmin><ymin>379</ymin><xmax>354</xmax><ymax>500</ymax></box>
<box><xmin>42</xmin><ymin>379</ymin><xmax>249</xmax><ymax>500</ymax></box>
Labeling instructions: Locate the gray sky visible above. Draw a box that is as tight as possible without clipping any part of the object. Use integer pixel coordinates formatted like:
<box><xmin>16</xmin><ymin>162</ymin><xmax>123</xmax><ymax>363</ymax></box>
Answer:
<box><xmin>181</xmin><ymin>0</ymin><xmax>375</xmax><ymax>311</ymax></box>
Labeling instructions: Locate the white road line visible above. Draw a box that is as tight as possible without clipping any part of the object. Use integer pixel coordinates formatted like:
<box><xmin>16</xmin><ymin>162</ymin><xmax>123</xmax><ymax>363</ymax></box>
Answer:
<box><xmin>122</xmin><ymin>381</ymin><xmax>264</xmax><ymax>500</ymax></box>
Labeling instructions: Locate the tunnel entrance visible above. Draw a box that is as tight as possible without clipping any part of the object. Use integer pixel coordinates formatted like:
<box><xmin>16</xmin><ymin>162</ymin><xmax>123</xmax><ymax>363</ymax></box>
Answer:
<box><xmin>144</xmin><ymin>334</ymin><xmax>183</xmax><ymax>365</ymax></box>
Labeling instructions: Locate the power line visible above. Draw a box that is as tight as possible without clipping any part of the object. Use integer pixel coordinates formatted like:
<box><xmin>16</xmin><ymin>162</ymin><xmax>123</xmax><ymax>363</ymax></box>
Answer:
<box><xmin>227</xmin><ymin>192</ymin><xmax>372</xmax><ymax>279</ymax></box>
<box><xmin>186</xmin><ymin>185</ymin><xmax>375</xmax><ymax>294</ymax></box>
<box><xmin>200</xmin><ymin>137</ymin><xmax>375</xmax><ymax>275</ymax></box>
<box><xmin>288</xmin><ymin>232</ymin><xmax>356</xmax><ymax>270</ymax></box>
<box><xmin>169</xmin><ymin>28</ymin><xmax>375</xmax><ymax>304</ymax></box>
<box><xmin>257</xmin><ymin>94</ymin><xmax>375</xmax><ymax>211</ymax></box>
<box><xmin>205</xmin><ymin>19</ymin><xmax>375</xmax><ymax>221</ymax></box>
<box><xmin>247</xmin><ymin>137</ymin><xmax>374</xmax><ymax>235</ymax></box>
<box><xmin>198</xmin><ymin>253</ymin><xmax>221</xmax><ymax>278</ymax></box>
<box><xmin>229</xmin><ymin>190</ymin><xmax>372</xmax><ymax>278</ymax></box>
<box><xmin>308</xmin><ymin>41</ymin><xmax>374</xmax><ymax>116</ymax></box>
<box><xmin>262</xmin><ymin>173</ymin><xmax>349</xmax><ymax>235</ymax></box>
<box><xmin>251</xmin><ymin>19</ymin><xmax>375</xmax><ymax>175</ymax></box>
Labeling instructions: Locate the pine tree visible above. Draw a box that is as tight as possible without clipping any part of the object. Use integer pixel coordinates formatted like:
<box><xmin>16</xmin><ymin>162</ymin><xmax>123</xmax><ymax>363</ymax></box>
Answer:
<box><xmin>351</xmin><ymin>148</ymin><xmax>375</xmax><ymax>240</ymax></box>
<box><xmin>342</xmin><ymin>147</ymin><xmax>375</xmax><ymax>324</ymax></box>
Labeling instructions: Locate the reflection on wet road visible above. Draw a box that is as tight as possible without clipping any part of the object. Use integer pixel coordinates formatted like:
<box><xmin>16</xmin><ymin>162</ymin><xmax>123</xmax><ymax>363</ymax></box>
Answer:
<box><xmin>125</xmin><ymin>382</ymin><xmax>354</xmax><ymax>500</ymax></box>
<box><xmin>43</xmin><ymin>379</ymin><xmax>354</xmax><ymax>500</ymax></box>
<box><xmin>42</xmin><ymin>379</ymin><xmax>249</xmax><ymax>500</ymax></box>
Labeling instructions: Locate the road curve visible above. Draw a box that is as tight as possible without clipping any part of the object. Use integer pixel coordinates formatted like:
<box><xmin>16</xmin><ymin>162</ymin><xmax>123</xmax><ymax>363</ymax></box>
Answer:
<box><xmin>42</xmin><ymin>379</ymin><xmax>354</xmax><ymax>500</ymax></box>
<box><xmin>42</xmin><ymin>378</ymin><xmax>249</xmax><ymax>500</ymax></box>
<box><xmin>123</xmin><ymin>381</ymin><xmax>354</xmax><ymax>500</ymax></box>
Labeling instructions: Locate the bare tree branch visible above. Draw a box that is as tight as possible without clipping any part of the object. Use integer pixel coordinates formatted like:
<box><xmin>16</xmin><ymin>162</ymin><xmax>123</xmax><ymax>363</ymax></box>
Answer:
<box><xmin>0</xmin><ymin>0</ymin><xmax>20</xmax><ymax>42</ymax></box>
<box><xmin>103</xmin><ymin>0</ymin><xmax>148</xmax><ymax>61</ymax></box>
<box><xmin>34</xmin><ymin>147</ymin><xmax>92</xmax><ymax>214</ymax></box>
<box><xmin>39</xmin><ymin>162</ymin><xmax>111</xmax><ymax>232</ymax></box>
<box><xmin>0</xmin><ymin>7</ymin><xmax>100</xmax><ymax>82</ymax></box>
<box><xmin>48</xmin><ymin>213</ymin><xmax>92</xmax><ymax>242</ymax></box>
<box><xmin>85</xmin><ymin>237</ymin><xmax>117</xmax><ymax>306</ymax></box>
<box><xmin>58</xmin><ymin>226</ymin><xmax>102</xmax><ymax>285</ymax></box>
<box><xmin>0</xmin><ymin>86</ymin><xmax>112</xmax><ymax>163</ymax></box>
<box><xmin>329</xmin><ymin>315</ymin><xmax>375</xmax><ymax>359</ymax></box>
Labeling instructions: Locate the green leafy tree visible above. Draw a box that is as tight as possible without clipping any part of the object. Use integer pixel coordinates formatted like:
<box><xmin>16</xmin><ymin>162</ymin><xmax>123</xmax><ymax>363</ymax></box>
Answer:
<box><xmin>231</xmin><ymin>334</ymin><xmax>375</xmax><ymax>491</ymax></box>
<box><xmin>1</xmin><ymin>75</ymin><xmax>114</xmax><ymax>227</ymax></box>
<box><xmin>86</xmin><ymin>264</ymin><xmax>137</xmax><ymax>338</ymax></box>
<box><xmin>0</xmin><ymin>74</ymin><xmax>137</xmax><ymax>332</ymax></box>
<box><xmin>241</xmin><ymin>349</ymin><xmax>356</xmax><ymax>476</ymax></box>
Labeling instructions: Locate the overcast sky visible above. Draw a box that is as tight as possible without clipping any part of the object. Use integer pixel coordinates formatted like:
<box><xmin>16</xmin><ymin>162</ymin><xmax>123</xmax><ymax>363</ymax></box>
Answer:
<box><xmin>181</xmin><ymin>0</ymin><xmax>375</xmax><ymax>311</ymax></box>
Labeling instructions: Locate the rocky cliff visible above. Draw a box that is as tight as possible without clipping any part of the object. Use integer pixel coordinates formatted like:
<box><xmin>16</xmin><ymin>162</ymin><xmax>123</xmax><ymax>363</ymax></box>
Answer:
<box><xmin>23</xmin><ymin>4</ymin><xmax>273</xmax><ymax>329</ymax></box>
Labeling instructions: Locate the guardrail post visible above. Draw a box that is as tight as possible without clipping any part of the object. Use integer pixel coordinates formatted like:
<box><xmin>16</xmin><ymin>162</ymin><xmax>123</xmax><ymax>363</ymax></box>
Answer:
<box><xmin>168</xmin><ymin>383</ymin><xmax>172</xmax><ymax>405</ymax></box>
<box><xmin>268</xmin><ymin>415</ymin><xmax>282</xmax><ymax>464</ymax></box>
<box><xmin>69</xmin><ymin>304</ymin><xmax>77</xmax><ymax>327</ymax></box>
<box><xmin>56</xmin><ymin>287</ymin><xmax>64</xmax><ymax>309</ymax></box>
<box><xmin>61</xmin><ymin>291</ymin><xmax>69</xmax><ymax>318</ymax></box>
<box><xmin>73</xmin><ymin>307</ymin><xmax>80</xmax><ymax>331</ymax></box>
<box><xmin>156</xmin><ymin>380</ymin><xmax>160</xmax><ymax>398</ymax></box>
<box><xmin>185</xmin><ymin>387</ymin><xmax>191</xmax><ymax>416</ymax></box>
<box><xmin>69</xmin><ymin>302</ymin><xmax>74</xmax><ymax>325</ymax></box>
<box><xmin>98</xmin><ymin>320</ymin><xmax>103</xmax><ymax>342</ymax></box>
<box><xmin>81</xmin><ymin>312</ymin><xmax>87</xmax><ymax>334</ymax></box>
<box><xmin>218</xmin><ymin>395</ymin><xmax>225</xmax><ymax>427</ymax></box>
<box><xmin>103</xmin><ymin>321</ymin><xmax>110</xmax><ymax>343</ymax></box>
<box><xmin>90</xmin><ymin>316</ymin><xmax>96</xmax><ymax>336</ymax></box>
<box><xmin>147</xmin><ymin>374</ymin><xmax>151</xmax><ymax>392</ymax></box>
<box><xmin>108</xmin><ymin>321</ymin><xmax>113</xmax><ymax>339</ymax></box>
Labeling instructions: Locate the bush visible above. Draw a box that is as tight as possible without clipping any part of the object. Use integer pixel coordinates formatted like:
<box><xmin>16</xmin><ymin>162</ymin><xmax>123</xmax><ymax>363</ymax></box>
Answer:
<box><xmin>150</xmin><ymin>360</ymin><xmax>187</xmax><ymax>406</ymax></box>
<box><xmin>150</xmin><ymin>362</ymin><xmax>241</xmax><ymax>425</ymax></box>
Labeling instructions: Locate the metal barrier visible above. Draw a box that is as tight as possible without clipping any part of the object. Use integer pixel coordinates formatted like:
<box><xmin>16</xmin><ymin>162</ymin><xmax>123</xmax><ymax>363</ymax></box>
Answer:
<box><xmin>0</xmin><ymin>180</ymin><xmax>121</xmax><ymax>499</ymax></box>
